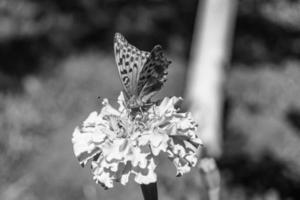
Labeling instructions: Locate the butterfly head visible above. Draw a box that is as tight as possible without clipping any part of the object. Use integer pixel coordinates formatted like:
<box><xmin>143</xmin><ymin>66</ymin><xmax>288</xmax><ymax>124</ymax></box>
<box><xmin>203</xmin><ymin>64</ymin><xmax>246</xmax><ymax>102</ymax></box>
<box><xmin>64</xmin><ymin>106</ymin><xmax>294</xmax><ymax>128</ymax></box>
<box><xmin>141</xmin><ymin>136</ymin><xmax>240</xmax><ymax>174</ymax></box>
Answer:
<box><xmin>122</xmin><ymin>95</ymin><xmax>153</xmax><ymax>117</ymax></box>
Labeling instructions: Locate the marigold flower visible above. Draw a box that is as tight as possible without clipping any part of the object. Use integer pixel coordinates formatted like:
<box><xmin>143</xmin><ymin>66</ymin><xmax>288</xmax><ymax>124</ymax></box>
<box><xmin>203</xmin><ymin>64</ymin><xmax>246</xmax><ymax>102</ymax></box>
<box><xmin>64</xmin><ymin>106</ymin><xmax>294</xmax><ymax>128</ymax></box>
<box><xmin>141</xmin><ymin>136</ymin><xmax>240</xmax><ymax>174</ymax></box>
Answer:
<box><xmin>72</xmin><ymin>92</ymin><xmax>202</xmax><ymax>189</ymax></box>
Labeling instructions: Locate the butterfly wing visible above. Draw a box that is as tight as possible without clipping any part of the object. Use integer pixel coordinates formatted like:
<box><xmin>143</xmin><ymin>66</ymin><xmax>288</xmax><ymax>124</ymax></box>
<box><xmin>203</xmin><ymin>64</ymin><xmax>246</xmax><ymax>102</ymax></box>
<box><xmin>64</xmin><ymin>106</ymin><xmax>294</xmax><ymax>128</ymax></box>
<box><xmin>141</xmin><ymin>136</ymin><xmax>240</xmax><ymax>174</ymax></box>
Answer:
<box><xmin>137</xmin><ymin>45</ymin><xmax>171</xmax><ymax>103</ymax></box>
<box><xmin>114</xmin><ymin>33</ymin><xmax>150</xmax><ymax>99</ymax></box>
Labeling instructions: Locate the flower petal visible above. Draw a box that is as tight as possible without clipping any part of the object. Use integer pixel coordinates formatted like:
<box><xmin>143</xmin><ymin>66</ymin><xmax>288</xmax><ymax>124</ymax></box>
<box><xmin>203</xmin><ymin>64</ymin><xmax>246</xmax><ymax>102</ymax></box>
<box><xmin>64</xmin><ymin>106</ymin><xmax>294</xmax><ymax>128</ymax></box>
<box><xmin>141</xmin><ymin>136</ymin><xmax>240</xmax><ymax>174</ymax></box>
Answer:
<box><xmin>72</xmin><ymin>93</ymin><xmax>203</xmax><ymax>188</ymax></box>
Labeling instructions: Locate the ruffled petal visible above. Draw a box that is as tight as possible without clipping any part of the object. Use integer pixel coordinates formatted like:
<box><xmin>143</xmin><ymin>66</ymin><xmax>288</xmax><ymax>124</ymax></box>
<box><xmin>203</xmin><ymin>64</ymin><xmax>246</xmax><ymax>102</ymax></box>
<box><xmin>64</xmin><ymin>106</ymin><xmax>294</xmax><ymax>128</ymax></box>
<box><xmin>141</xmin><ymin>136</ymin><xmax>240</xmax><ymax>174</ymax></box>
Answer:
<box><xmin>117</xmin><ymin>91</ymin><xmax>127</xmax><ymax>113</ymax></box>
<box><xmin>72</xmin><ymin>93</ymin><xmax>203</xmax><ymax>188</ymax></box>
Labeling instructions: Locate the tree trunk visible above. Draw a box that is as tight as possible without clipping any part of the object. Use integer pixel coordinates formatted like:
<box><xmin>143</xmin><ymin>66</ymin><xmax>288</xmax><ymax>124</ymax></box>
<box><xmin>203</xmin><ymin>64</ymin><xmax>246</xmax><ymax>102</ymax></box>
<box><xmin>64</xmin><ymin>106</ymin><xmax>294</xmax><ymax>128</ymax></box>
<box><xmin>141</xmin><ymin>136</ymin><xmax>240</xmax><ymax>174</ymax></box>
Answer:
<box><xmin>185</xmin><ymin>0</ymin><xmax>238</xmax><ymax>157</ymax></box>
<box><xmin>185</xmin><ymin>1</ymin><xmax>238</xmax><ymax>199</ymax></box>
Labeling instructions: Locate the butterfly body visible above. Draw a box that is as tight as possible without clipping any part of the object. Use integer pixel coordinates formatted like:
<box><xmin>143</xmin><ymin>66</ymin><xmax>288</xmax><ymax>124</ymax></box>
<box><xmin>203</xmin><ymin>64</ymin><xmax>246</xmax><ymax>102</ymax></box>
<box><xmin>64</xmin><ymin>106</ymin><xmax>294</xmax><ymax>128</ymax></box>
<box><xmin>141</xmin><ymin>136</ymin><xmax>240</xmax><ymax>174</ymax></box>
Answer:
<box><xmin>114</xmin><ymin>33</ymin><xmax>171</xmax><ymax>112</ymax></box>
<box><xmin>127</xmin><ymin>95</ymin><xmax>143</xmax><ymax>108</ymax></box>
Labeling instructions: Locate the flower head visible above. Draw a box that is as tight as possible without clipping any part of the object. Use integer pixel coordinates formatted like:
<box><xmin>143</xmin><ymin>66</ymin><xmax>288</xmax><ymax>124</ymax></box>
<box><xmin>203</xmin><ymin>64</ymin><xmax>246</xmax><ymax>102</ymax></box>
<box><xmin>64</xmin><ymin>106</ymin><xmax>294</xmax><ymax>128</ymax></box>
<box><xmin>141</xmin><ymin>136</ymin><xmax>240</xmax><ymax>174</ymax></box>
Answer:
<box><xmin>72</xmin><ymin>92</ymin><xmax>202</xmax><ymax>189</ymax></box>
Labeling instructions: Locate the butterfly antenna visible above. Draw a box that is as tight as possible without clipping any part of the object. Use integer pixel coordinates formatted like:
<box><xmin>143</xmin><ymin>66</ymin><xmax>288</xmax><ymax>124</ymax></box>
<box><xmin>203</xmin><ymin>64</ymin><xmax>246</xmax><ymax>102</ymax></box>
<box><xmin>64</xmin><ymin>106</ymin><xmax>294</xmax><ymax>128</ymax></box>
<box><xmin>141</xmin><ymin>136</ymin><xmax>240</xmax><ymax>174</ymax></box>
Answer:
<box><xmin>97</xmin><ymin>96</ymin><xmax>115</xmax><ymax>102</ymax></box>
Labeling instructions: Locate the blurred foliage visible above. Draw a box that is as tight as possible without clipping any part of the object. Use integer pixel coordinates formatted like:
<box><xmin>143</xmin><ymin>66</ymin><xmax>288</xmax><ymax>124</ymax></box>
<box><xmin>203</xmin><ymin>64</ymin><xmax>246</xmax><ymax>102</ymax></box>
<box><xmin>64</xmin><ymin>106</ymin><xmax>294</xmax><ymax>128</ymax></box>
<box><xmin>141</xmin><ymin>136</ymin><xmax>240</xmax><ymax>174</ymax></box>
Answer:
<box><xmin>223</xmin><ymin>63</ymin><xmax>300</xmax><ymax>199</ymax></box>
<box><xmin>0</xmin><ymin>0</ymin><xmax>198</xmax><ymax>87</ymax></box>
<box><xmin>223</xmin><ymin>0</ymin><xmax>300</xmax><ymax>199</ymax></box>
<box><xmin>1</xmin><ymin>0</ymin><xmax>300</xmax><ymax>200</ymax></box>
<box><xmin>233</xmin><ymin>0</ymin><xmax>300</xmax><ymax>65</ymax></box>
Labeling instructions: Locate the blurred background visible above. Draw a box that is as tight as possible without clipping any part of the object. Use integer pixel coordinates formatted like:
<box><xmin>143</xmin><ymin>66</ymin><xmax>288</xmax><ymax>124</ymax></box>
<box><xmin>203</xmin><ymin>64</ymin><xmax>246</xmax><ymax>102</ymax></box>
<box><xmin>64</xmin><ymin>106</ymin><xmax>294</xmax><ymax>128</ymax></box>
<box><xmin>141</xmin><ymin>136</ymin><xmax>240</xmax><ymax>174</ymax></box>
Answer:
<box><xmin>1</xmin><ymin>0</ymin><xmax>300</xmax><ymax>199</ymax></box>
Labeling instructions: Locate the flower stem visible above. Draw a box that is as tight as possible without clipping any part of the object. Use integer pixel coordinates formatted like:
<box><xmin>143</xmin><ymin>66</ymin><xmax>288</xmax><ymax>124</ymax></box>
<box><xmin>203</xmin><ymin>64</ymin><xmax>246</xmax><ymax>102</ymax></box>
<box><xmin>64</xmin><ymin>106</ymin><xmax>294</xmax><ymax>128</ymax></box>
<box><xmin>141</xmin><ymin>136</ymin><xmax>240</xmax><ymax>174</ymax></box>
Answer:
<box><xmin>140</xmin><ymin>182</ymin><xmax>158</xmax><ymax>200</ymax></box>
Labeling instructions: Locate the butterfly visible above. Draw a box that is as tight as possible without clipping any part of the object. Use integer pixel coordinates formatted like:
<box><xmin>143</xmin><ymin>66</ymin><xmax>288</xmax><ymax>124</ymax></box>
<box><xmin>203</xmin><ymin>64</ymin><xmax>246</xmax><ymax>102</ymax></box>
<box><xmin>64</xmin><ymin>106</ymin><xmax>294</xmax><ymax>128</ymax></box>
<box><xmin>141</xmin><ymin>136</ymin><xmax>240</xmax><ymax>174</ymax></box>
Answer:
<box><xmin>114</xmin><ymin>32</ymin><xmax>171</xmax><ymax>111</ymax></box>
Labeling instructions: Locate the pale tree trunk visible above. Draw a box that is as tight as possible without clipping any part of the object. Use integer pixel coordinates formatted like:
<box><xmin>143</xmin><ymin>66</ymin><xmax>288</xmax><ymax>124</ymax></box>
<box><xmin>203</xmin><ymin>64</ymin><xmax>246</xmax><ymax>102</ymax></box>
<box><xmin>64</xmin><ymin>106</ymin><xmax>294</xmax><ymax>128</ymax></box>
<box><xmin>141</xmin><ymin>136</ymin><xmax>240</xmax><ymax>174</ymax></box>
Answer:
<box><xmin>185</xmin><ymin>0</ymin><xmax>238</xmax><ymax>199</ymax></box>
<box><xmin>186</xmin><ymin>0</ymin><xmax>238</xmax><ymax>157</ymax></box>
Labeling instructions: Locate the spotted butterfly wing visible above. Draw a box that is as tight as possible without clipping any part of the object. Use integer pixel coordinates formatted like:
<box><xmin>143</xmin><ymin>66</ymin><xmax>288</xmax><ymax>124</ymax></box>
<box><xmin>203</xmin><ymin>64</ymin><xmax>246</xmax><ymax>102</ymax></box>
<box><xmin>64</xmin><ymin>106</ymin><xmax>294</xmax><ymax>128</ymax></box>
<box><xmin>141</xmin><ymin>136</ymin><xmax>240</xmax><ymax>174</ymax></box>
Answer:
<box><xmin>114</xmin><ymin>33</ymin><xmax>149</xmax><ymax>99</ymax></box>
<box><xmin>137</xmin><ymin>45</ymin><xmax>171</xmax><ymax>103</ymax></box>
<box><xmin>114</xmin><ymin>33</ymin><xmax>171</xmax><ymax>107</ymax></box>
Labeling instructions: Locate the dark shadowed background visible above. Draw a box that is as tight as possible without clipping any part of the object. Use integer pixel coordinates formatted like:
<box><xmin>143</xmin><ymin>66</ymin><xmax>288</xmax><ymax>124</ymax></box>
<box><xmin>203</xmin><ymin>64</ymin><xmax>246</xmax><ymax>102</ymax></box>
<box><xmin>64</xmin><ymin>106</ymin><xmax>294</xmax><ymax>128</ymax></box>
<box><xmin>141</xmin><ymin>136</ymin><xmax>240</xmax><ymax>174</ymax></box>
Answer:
<box><xmin>1</xmin><ymin>0</ymin><xmax>300</xmax><ymax>199</ymax></box>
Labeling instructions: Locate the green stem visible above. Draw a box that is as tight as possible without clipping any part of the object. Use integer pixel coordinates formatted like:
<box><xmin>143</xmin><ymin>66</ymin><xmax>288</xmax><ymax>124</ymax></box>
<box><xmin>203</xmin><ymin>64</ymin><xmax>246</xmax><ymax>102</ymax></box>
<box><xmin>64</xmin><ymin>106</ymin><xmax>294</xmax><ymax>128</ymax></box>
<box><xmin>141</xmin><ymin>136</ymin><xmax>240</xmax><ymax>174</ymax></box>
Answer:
<box><xmin>140</xmin><ymin>182</ymin><xmax>158</xmax><ymax>200</ymax></box>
